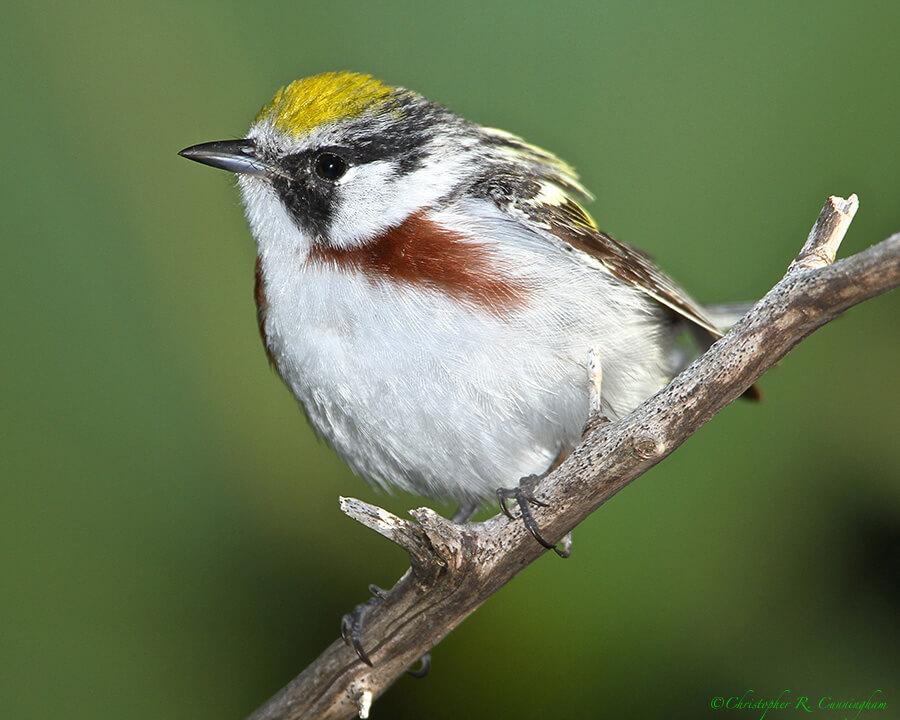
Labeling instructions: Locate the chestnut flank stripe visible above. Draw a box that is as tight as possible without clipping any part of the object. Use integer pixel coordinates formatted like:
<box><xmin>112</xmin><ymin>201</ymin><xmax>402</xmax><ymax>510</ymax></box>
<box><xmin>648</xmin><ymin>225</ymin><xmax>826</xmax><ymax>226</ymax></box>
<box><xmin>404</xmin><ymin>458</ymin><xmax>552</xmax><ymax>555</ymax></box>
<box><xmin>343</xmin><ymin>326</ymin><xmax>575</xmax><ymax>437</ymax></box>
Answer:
<box><xmin>306</xmin><ymin>212</ymin><xmax>527</xmax><ymax>313</ymax></box>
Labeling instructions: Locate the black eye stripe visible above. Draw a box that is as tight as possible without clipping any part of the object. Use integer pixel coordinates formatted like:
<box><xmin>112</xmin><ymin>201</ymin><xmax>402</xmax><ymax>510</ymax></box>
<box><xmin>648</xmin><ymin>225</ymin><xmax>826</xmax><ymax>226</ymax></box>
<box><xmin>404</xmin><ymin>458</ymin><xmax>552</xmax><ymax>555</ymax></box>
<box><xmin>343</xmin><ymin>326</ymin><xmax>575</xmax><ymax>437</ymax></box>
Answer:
<box><xmin>315</xmin><ymin>153</ymin><xmax>347</xmax><ymax>180</ymax></box>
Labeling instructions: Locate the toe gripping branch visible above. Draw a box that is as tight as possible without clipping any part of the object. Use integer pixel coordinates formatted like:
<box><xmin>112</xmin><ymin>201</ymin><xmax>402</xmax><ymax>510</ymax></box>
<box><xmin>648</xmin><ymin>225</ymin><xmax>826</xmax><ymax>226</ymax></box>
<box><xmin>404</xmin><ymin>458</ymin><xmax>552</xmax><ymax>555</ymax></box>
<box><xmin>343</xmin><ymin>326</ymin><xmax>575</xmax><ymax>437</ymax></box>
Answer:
<box><xmin>337</xmin><ymin>498</ymin><xmax>464</xmax><ymax>678</ymax></box>
<box><xmin>340</xmin><ymin>584</ymin><xmax>384</xmax><ymax>667</ymax></box>
<box><xmin>340</xmin><ymin>585</ymin><xmax>432</xmax><ymax>677</ymax></box>
<box><xmin>497</xmin><ymin>475</ymin><xmax>569</xmax><ymax>558</ymax></box>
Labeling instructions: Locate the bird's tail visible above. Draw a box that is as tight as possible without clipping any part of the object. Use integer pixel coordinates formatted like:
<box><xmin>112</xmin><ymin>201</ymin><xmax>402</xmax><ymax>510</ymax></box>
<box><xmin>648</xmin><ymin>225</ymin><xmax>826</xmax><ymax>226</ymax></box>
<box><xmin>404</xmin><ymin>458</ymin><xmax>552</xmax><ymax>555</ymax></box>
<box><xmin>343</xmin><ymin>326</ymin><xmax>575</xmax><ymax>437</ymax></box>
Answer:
<box><xmin>670</xmin><ymin>301</ymin><xmax>762</xmax><ymax>400</ymax></box>
<box><xmin>701</xmin><ymin>301</ymin><xmax>755</xmax><ymax>332</ymax></box>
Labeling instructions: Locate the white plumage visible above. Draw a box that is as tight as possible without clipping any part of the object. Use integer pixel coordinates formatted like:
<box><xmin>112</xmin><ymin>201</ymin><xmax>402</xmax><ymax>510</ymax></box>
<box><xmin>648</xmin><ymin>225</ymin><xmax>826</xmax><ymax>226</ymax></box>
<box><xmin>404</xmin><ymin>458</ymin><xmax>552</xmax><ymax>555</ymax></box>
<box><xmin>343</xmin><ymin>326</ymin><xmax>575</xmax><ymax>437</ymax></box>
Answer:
<box><xmin>241</xmin><ymin>176</ymin><xmax>670</xmax><ymax>505</ymax></box>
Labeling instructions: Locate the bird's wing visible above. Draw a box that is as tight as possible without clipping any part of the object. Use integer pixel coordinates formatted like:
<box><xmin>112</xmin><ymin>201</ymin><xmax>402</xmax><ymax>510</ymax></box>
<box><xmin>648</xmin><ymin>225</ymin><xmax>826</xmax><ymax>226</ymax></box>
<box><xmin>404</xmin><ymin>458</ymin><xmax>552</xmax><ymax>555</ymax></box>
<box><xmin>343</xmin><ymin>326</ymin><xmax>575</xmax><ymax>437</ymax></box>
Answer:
<box><xmin>474</xmin><ymin>164</ymin><xmax>723</xmax><ymax>339</ymax></box>
<box><xmin>472</xmin><ymin>128</ymin><xmax>763</xmax><ymax>396</ymax></box>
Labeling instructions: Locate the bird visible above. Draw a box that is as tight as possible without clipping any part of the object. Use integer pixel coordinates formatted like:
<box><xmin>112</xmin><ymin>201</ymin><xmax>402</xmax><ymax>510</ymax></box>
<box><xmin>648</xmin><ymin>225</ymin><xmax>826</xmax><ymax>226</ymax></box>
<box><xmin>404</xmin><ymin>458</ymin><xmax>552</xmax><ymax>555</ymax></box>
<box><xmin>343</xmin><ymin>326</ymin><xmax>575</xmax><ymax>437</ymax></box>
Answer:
<box><xmin>179</xmin><ymin>70</ymin><xmax>755</xmax><ymax>547</ymax></box>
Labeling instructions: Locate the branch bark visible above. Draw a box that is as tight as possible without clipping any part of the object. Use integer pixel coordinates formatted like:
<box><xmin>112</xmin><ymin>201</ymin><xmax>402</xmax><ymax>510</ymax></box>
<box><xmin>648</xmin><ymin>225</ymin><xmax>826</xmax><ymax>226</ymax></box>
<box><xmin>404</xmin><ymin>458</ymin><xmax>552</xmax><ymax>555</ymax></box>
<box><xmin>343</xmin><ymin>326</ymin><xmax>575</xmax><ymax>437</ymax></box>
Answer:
<box><xmin>246</xmin><ymin>195</ymin><xmax>899</xmax><ymax>720</ymax></box>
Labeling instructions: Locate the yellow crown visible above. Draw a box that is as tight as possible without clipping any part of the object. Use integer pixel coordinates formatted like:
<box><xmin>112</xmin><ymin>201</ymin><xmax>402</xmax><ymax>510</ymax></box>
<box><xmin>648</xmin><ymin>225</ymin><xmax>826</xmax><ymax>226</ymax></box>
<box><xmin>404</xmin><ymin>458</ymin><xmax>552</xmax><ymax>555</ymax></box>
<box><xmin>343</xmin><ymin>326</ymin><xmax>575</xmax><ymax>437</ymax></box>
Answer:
<box><xmin>255</xmin><ymin>71</ymin><xmax>394</xmax><ymax>137</ymax></box>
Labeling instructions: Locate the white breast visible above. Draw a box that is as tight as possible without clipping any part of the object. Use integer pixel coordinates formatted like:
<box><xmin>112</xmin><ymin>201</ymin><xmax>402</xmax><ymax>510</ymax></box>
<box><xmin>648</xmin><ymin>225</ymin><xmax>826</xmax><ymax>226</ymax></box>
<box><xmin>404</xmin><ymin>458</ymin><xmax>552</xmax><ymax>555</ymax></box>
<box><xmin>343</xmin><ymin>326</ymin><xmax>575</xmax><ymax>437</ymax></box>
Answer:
<box><xmin>246</xmin><ymin>187</ymin><xmax>669</xmax><ymax>505</ymax></box>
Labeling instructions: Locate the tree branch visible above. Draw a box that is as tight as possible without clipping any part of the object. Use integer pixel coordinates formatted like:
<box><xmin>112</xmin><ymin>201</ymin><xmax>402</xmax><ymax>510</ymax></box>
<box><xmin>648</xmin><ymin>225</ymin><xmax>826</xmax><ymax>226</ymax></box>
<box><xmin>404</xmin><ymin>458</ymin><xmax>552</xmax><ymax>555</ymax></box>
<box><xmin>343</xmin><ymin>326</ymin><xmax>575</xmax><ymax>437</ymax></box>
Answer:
<box><xmin>246</xmin><ymin>195</ymin><xmax>899</xmax><ymax>720</ymax></box>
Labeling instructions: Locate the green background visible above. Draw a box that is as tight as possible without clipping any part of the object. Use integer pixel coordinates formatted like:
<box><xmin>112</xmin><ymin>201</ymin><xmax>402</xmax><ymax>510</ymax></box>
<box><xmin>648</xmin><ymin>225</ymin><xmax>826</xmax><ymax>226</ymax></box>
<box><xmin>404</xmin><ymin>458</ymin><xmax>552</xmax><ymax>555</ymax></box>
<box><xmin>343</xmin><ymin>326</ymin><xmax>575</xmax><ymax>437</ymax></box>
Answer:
<box><xmin>2</xmin><ymin>2</ymin><xmax>898</xmax><ymax>718</ymax></box>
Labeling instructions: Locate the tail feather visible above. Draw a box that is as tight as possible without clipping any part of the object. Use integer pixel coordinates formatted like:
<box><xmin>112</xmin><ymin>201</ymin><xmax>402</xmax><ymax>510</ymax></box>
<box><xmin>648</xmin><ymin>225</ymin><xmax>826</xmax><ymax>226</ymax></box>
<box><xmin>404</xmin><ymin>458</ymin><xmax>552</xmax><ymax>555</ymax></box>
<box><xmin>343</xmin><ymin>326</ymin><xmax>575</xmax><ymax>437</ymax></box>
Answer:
<box><xmin>704</xmin><ymin>301</ymin><xmax>762</xmax><ymax>400</ymax></box>
<box><xmin>670</xmin><ymin>301</ymin><xmax>762</xmax><ymax>401</ymax></box>
<box><xmin>702</xmin><ymin>301</ymin><xmax>756</xmax><ymax>331</ymax></box>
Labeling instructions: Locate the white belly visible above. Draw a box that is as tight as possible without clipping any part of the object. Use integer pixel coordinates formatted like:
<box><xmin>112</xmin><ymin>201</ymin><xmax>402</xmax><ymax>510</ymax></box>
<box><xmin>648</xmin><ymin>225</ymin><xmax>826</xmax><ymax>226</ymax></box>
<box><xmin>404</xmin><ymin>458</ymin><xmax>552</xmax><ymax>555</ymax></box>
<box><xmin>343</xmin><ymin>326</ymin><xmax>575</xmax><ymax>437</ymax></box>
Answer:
<box><xmin>259</xmin><ymin>240</ymin><xmax>669</xmax><ymax>506</ymax></box>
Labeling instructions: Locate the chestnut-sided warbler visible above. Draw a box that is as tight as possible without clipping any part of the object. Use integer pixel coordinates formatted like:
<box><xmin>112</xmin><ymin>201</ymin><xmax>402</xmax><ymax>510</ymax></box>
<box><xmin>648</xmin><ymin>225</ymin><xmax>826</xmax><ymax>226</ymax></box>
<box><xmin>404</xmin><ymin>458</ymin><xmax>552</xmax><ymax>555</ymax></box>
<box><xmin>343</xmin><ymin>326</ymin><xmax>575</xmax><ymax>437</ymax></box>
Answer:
<box><xmin>180</xmin><ymin>71</ymin><xmax>753</xmax><ymax>538</ymax></box>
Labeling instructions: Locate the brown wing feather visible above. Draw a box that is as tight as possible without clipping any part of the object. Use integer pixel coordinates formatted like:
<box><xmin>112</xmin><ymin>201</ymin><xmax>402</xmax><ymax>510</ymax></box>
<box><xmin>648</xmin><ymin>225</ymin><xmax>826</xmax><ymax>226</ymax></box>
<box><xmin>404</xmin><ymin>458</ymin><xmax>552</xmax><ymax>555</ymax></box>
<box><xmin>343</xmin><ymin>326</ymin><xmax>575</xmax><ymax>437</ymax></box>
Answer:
<box><xmin>558</xmin><ymin>219</ymin><xmax>724</xmax><ymax>338</ymax></box>
<box><xmin>474</xmin><ymin>155</ymin><xmax>761</xmax><ymax>397</ymax></box>
<box><xmin>537</xmin><ymin>203</ymin><xmax>763</xmax><ymax>399</ymax></box>
<box><xmin>510</xmin><ymin>190</ymin><xmax>724</xmax><ymax>339</ymax></box>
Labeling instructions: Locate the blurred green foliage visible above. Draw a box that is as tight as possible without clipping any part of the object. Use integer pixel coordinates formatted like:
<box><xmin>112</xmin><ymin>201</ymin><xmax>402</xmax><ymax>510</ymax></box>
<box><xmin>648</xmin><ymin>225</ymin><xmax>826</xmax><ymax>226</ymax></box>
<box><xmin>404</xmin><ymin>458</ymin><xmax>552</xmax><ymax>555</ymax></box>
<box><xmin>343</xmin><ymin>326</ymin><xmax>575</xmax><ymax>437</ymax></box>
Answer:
<box><xmin>1</xmin><ymin>2</ymin><xmax>898</xmax><ymax>719</ymax></box>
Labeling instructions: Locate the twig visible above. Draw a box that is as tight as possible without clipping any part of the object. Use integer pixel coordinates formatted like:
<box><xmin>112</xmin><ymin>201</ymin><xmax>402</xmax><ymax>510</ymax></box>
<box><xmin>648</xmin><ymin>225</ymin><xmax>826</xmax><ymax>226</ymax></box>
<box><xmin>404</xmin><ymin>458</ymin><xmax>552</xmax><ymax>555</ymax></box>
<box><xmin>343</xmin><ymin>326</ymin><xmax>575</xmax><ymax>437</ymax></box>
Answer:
<box><xmin>245</xmin><ymin>196</ymin><xmax>898</xmax><ymax>720</ymax></box>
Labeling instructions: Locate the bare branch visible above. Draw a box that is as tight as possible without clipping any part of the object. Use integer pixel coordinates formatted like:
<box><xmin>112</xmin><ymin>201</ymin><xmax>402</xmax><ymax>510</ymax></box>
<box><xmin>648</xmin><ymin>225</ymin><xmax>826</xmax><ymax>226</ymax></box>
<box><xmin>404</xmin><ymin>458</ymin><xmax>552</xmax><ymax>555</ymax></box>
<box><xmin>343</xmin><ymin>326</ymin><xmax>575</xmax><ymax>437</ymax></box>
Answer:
<box><xmin>338</xmin><ymin>497</ymin><xmax>436</xmax><ymax>573</ymax></box>
<box><xmin>246</xmin><ymin>197</ymin><xmax>899</xmax><ymax>720</ymax></box>
<box><xmin>791</xmin><ymin>194</ymin><xmax>858</xmax><ymax>269</ymax></box>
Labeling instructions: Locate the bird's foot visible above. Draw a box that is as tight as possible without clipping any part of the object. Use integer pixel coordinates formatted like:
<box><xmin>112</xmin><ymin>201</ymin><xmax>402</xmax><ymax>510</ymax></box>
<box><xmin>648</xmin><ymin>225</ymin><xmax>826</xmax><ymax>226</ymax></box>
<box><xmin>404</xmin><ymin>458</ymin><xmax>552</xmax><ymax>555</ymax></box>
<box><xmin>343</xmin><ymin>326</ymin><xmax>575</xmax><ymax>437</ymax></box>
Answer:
<box><xmin>497</xmin><ymin>475</ymin><xmax>567</xmax><ymax>557</ymax></box>
<box><xmin>340</xmin><ymin>584</ymin><xmax>432</xmax><ymax>678</ymax></box>
<box><xmin>340</xmin><ymin>584</ymin><xmax>385</xmax><ymax>666</ymax></box>
<box><xmin>451</xmin><ymin>501</ymin><xmax>479</xmax><ymax>524</ymax></box>
<box><xmin>406</xmin><ymin>652</ymin><xmax>431</xmax><ymax>678</ymax></box>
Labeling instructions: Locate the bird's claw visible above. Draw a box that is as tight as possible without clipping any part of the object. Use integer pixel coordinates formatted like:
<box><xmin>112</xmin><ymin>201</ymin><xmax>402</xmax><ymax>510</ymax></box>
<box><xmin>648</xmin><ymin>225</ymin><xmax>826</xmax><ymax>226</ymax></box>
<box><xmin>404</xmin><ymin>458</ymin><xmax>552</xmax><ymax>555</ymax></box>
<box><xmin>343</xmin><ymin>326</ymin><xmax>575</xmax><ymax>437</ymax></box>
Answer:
<box><xmin>496</xmin><ymin>475</ymin><xmax>566</xmax><ymax>556</ymax></box>
<box><xmin>406</xmin><ymin>652</ymin><xmax>431</xmax><ymax>678</ymax></box>
<box><xmin>340</xmin><ymin>584</ymin><xmax>386</xmax><ymax>666</ymax></box>
<box><xmin>340</xmin><ymin>585</ymin><xmax>433</xmax><ymax>678</ymax></box>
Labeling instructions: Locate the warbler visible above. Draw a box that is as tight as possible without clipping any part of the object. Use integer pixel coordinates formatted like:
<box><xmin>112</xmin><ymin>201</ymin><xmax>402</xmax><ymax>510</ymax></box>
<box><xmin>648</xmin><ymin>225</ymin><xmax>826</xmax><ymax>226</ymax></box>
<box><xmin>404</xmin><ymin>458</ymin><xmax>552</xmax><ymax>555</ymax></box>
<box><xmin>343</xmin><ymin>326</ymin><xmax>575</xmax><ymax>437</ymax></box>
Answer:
<box><xmin>180</xmin><ymin>71</ymin><xmax>753</xmax><ymax>540</ymax></box>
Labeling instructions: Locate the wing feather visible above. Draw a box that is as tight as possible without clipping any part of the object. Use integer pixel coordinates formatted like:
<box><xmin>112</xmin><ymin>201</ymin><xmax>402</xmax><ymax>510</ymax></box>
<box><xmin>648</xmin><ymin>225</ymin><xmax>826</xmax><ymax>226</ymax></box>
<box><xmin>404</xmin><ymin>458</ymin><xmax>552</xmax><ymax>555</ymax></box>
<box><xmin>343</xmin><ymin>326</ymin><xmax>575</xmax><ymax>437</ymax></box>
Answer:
<box><xmin>477</xmin><ymin>172</ymin><xmax>723</xmax><ymax>339</ymax></box>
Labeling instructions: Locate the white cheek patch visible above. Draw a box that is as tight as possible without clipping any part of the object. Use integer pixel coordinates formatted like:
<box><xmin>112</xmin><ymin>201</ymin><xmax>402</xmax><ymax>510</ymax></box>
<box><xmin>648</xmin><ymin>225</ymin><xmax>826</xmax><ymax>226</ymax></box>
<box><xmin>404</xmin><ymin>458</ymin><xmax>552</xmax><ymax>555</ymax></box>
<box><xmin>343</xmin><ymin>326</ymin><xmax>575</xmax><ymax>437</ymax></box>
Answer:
<box><xmin>327</xmin><ymin>147</ymin><xmax>472</xmax><ymax>248</ymax></box>
<box><xmin>329</xmin><ymin>161</ymin><xmax>401</xmax><ymax>246</ymax></box>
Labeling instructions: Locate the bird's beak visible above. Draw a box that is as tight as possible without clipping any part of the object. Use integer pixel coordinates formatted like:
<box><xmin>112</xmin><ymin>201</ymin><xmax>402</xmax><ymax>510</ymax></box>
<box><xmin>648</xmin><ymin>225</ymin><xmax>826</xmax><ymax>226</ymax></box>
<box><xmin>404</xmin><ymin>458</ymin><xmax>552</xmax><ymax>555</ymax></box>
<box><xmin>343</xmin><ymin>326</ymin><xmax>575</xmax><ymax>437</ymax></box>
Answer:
<box><xmin>178</xmin><ymin>139</ymin><xmax>274</xmax><ymax>177</ymax></box>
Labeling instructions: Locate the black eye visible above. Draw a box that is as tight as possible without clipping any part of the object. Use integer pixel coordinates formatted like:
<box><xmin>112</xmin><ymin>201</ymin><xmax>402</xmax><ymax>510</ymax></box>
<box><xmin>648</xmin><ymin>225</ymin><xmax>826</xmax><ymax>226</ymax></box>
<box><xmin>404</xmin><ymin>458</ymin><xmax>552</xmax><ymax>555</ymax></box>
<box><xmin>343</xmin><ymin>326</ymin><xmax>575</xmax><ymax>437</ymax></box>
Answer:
<box><xmin>314</xmin><ymin>153</ymin><xmax>347</xmax><ymax>180</ymax></box>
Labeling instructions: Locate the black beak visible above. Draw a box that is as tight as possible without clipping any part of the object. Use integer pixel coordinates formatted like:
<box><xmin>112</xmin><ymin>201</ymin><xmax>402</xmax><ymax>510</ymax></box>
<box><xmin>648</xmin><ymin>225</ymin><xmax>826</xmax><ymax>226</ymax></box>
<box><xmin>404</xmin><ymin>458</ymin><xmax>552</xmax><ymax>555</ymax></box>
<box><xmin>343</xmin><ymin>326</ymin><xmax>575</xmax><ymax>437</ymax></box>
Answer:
<box><xmin>178</xmin><ymin>139</ymin><xmax>274</xmax><ymax>177</ymax></box>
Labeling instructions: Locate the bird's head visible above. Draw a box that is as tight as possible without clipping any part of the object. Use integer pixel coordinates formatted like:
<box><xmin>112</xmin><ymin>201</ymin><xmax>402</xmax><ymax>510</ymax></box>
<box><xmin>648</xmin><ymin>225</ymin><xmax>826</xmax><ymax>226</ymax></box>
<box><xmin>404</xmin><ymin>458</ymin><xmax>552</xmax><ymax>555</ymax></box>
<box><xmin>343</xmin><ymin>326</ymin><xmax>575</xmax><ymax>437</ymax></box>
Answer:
<box><xmin>180</xmin><ymin>71</ymin><xmax>590</xmax><ymax>255</ymax></box>
<box><xmin>181</xmin><ymin>72</ymin><xmax>483</xmax><ymax>252</ymax></box>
